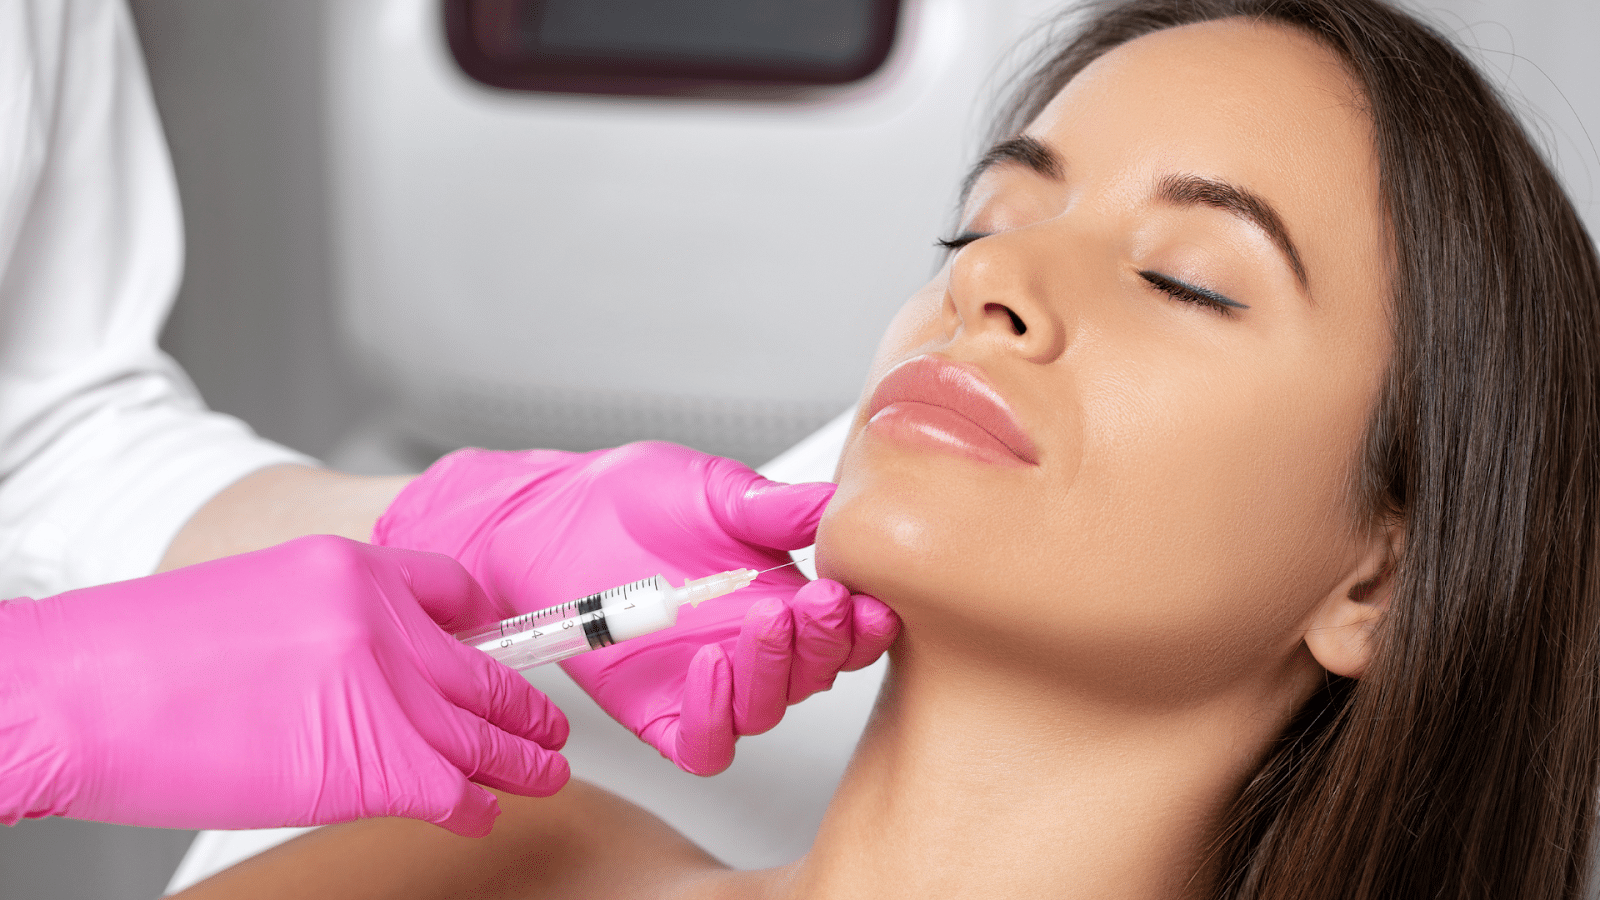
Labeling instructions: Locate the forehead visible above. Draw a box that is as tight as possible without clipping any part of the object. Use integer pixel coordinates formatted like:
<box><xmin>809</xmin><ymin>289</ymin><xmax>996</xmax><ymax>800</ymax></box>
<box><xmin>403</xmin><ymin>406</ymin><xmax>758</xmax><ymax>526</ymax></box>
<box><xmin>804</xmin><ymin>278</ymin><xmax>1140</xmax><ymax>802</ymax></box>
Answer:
<box><xmin>1021</xmin><ymin>18</ymin><xmax>1385</xmax><ymax>303</ymax></box>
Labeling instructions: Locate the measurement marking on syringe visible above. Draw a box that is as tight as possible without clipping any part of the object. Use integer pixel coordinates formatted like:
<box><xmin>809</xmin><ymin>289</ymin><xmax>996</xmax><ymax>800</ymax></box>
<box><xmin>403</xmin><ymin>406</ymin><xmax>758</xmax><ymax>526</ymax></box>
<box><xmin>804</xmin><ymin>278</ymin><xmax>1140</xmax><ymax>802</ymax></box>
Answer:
<box><xmin>480</xmin><ymin>607</ymin><xmax>609</xmax><ymax>652</ymax></box>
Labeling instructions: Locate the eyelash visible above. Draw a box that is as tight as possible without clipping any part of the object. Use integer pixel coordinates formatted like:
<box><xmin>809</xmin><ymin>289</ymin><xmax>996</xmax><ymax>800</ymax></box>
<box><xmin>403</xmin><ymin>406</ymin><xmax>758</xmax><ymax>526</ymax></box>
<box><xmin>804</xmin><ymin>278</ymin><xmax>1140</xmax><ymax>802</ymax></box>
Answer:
<box><xmin>935</xmin><ymin>231</ymin><xmax>989</xmax><ymax>252</ymax></box>
<box><xmin>936</xmin><ymin>232</ymin><xmax>1248</xmax><ymax>318</ymax></box>
<box><xmin>1137</xmin><ymin>271</ymin><xmax>1246</xmax><ymax>317</ymax></box>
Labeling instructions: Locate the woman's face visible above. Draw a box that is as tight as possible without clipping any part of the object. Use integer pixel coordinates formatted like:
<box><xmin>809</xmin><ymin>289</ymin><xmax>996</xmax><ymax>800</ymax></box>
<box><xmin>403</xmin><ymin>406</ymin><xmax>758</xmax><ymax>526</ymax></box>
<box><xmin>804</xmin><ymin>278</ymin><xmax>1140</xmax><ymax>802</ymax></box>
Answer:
<box><xmin>818</xmin><ymin>19</ymin><xmax>1391</xmax><ymax>700</ymax></box>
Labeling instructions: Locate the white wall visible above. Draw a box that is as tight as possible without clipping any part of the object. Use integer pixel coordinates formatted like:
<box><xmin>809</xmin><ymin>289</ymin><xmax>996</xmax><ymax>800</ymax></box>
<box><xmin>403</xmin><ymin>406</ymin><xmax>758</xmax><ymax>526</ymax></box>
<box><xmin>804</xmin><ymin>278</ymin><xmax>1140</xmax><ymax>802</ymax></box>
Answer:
<box><xmin>141</xmin><ymin>1</ymin><xmax>371</xmax><ymax>462</ymax></box>
<box><xmin>1425</xmin><ymin>0</ymin><xmax>1600</xmax><ymax>232</ymax></box>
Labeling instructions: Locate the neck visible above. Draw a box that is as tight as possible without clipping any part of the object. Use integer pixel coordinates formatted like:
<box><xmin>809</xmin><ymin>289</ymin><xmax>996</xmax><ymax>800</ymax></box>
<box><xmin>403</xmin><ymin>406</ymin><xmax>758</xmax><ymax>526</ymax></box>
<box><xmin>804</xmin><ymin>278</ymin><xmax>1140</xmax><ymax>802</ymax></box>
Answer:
<box><xmin>764</xmin><ymin>629</ymin><xmax>1315</xmax><ymax>900</ymax></box>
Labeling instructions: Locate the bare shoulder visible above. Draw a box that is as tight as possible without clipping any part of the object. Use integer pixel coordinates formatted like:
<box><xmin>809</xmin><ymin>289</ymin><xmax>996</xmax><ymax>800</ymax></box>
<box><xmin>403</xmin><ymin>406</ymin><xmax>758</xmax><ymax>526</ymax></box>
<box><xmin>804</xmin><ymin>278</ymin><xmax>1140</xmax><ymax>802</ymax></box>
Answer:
<box><xmin>173</xmin><ymin>781</ymin><xmax>729</xmax><ymax>900</ymax></box>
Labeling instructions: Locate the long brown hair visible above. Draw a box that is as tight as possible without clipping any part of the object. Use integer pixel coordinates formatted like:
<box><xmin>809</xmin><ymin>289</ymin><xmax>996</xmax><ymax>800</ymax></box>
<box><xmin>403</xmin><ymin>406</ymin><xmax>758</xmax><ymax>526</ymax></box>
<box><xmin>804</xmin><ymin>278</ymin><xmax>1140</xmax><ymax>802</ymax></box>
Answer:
<box><xmin>990</xmin><ymin>2</ymin><xmax>1600</xmax><ymax>897</ymax></box>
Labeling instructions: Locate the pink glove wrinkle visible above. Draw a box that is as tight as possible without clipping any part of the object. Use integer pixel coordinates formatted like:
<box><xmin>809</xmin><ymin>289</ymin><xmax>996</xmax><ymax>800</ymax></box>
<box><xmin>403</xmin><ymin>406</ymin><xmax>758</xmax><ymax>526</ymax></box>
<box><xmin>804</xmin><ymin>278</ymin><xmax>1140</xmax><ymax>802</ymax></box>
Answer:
<box><xmin>375</xmin><ymin>441</ymin><xmax>900</xmax><ymax>775</ymax></box>
<box><xmin>0</xmin><ymin>536</ymin><xmax>569</xmax><ymax>835</ymax></box>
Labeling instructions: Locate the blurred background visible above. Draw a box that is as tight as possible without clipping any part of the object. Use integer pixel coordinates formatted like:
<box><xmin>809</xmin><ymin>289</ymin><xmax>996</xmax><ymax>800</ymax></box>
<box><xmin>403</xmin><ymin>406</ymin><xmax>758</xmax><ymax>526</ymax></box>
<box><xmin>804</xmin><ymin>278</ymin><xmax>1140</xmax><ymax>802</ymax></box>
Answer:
<box><xmin>0</xmin><ymin>0</ymin><xmax>1594</xmax><ymax>896</ymax></box>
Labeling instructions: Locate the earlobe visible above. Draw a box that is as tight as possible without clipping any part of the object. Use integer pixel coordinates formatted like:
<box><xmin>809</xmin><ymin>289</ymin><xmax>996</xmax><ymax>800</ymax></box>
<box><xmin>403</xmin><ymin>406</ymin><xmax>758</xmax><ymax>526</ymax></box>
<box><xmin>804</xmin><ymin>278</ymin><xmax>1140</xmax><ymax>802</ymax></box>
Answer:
<box><xmin>1303</xmin><ymin>525</ymin><xmax>1403</xmax><ymax>679</ymax></box>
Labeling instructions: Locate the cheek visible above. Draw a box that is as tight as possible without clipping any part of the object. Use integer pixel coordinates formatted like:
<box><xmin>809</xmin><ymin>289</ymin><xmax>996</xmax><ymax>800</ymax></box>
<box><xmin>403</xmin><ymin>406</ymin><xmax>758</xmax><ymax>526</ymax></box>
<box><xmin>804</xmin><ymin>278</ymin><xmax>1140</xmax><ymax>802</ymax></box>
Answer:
<box><xmin>1066</xmin><ymin>352</ymin><xmax>1373</xmax><ymax>646</ymax></box>
<box><xmin>857</xmin><ymin>280</ymin><xmax>949</xmax><ymax>393</ymax></box>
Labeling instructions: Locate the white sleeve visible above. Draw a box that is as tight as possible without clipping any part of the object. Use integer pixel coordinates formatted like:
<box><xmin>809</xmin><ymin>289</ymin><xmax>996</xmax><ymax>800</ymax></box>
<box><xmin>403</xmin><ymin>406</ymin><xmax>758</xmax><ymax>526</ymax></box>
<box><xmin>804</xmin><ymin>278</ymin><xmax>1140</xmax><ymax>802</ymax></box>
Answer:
<box><xmin>0</xmin><ymin>0</ymin><xmax>313</xmax><ymax>599</ymax></box>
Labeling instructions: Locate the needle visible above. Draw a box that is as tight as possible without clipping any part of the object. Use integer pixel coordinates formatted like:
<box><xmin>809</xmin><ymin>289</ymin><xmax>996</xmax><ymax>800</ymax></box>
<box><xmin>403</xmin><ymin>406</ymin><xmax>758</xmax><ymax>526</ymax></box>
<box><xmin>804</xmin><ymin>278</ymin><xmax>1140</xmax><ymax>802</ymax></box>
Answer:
<box><xmin>756</xmin><ymin>557</ymin><xmax>811</xmax><ymax>575</ymax></box>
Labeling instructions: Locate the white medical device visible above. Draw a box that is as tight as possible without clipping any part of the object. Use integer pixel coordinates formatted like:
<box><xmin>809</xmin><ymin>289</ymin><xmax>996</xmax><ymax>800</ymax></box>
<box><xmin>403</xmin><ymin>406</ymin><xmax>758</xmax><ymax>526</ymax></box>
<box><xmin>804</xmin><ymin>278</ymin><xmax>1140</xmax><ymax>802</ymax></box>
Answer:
<box><xmin>322</xmin><ymin>0</ymin><xmax>1064</xmax><ymax>468</ymax></box>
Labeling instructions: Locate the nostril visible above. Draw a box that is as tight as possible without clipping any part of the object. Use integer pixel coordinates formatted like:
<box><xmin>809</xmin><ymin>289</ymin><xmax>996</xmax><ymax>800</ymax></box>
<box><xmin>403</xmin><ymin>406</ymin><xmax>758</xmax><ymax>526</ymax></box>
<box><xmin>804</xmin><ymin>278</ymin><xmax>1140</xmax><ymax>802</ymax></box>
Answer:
<box><xmin>985</xmin><ymin>302</ymin><xmax>1028</xmax><ymax>336</ymax></box>
<box><xmin>1006</xmin><ymin>309</ymin><xmax>1027</xmax><ymax>335</ymax></box>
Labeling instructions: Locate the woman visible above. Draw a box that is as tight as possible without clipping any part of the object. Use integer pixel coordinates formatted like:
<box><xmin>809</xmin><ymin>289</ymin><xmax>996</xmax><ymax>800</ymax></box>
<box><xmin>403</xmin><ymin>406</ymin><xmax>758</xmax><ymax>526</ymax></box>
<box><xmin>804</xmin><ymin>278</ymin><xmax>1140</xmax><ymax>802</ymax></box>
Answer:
<box><xmin>172</xmin><ymin>0</ymin><xmax>1600</xmax><ymax>896</ymax></box>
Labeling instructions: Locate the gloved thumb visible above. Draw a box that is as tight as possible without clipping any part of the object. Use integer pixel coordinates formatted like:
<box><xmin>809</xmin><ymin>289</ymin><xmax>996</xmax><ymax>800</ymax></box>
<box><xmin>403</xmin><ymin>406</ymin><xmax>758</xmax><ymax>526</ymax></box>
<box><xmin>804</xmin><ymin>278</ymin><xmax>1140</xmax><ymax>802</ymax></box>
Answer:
<box><xmin>432</xmin><ymin>780</ymin><xmax>502</xmax><ymax>838</ymax></box>
<box><xmin>708</xmin><ymin>461</ymin><xmax>834</xmax><ymax>551</ymax></box>
<box><xmin>389</xmin><ymin>545</ymin><xmax>511</xmax><ymax>632</ymax></box>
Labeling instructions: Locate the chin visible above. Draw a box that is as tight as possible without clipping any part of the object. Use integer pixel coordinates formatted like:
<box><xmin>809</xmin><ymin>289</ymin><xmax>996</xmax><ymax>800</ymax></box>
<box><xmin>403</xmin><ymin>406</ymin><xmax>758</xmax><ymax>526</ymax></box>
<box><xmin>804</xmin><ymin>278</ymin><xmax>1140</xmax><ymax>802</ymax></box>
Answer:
<box><xmin>815</xmin><ymin>432</ymin><xmax>1022</xmax><ymax>614</ymax></box>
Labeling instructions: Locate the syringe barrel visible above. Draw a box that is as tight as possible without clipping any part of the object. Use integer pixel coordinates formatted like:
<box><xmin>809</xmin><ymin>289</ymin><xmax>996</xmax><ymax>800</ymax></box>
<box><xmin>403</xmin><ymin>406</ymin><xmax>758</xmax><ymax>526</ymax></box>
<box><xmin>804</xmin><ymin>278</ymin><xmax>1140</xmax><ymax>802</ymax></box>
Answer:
<box><xmin>457</xmin><ymin>575</ymin><xmax>678</xmax><ymax>671</ymax></box>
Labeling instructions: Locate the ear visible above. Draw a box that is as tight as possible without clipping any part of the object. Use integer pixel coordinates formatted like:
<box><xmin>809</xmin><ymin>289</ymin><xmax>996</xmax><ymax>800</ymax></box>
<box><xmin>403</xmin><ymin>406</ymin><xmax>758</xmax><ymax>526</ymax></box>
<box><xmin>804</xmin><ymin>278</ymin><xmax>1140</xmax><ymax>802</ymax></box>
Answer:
<box><xmin>1303</xmin><ymin>520</ymin><xmax>1403</xmax><ymax>679</ymax></box>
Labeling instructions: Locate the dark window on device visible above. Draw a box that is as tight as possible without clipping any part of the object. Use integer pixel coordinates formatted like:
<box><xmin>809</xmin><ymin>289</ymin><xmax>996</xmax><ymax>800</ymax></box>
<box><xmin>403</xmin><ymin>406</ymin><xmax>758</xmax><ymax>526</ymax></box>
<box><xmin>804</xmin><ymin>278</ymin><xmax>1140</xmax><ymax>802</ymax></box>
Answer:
<box><xmin>444</xmin><ymin>0</ymin><xmax>902</xmax><ymax>96</ymax></box>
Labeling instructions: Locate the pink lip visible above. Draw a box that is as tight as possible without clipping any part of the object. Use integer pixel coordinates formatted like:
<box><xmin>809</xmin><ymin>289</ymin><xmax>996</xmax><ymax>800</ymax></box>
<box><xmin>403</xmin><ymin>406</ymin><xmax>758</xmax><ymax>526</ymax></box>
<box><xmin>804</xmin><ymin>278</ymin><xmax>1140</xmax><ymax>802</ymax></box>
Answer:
<box><xmin>865</xmin><ymin>356</ymin><xmax>1039</xmax><ymax>467</ymax></box>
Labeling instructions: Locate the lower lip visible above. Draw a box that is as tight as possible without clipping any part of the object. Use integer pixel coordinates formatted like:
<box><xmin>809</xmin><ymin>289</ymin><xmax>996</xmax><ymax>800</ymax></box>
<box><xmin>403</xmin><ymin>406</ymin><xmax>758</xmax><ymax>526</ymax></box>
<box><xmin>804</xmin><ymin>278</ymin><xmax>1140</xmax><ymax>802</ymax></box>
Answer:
<box><xmin>867</xmin><ymin>401</ymin><xmax>1033</xmax><ymax>468</ymax></box>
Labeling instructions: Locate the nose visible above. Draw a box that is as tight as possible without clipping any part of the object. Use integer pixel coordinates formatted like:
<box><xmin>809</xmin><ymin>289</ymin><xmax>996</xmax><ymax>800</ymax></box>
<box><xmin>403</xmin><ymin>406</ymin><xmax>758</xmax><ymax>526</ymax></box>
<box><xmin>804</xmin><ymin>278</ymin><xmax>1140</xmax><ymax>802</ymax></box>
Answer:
<box><xmin>941</xmin><ymin>228</ymin><xmax>1069</xmax><ymax>363</ymax></box>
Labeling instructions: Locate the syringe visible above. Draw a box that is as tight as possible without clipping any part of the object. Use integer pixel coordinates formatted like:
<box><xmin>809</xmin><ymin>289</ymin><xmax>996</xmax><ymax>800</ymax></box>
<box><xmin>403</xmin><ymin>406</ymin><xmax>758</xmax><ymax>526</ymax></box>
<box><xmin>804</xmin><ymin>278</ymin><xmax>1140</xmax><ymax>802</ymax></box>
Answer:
<box><xmin>455</xmin><ymin>568</ymin><xmax>768</xmax><ymax>671</ymax></box>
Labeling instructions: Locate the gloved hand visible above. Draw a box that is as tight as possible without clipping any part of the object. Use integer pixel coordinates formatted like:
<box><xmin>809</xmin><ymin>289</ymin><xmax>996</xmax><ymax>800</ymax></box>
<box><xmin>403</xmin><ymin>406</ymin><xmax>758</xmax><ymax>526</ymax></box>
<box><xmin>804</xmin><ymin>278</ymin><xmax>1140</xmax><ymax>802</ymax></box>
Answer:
<box><xmin>373</xmin><ymin>441</ymin><xmax>899</xmax><ymax>774</ymax></box>
<box><xmin>0</xmin><ymin>536</ymin><xmax>569</xmax><ymax>835</ymax></box>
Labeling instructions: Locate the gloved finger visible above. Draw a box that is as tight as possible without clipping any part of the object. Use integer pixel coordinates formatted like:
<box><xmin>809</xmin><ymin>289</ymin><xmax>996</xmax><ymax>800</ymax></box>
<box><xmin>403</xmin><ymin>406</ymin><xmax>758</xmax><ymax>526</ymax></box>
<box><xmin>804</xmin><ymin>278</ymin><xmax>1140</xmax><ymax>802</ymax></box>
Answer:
<box><xmin>428</xmin><ymin>776</ymin><xmax>501</xmax><ymax>838</ymax></box>
<box><xmin>671</xmin><ymin>644</ymin><xmax>737</xmax><ymax>776</ymax></box>
<box><xmin>432</xmin><ymin>703</ymin><xmax>571</xmax><ymax>798</ymax></box>
<box><xmin>732</xmin><ymin>597</ymin><xmax>794</xmax><ymax>736</ymax></box>
<box><xmin>842</xmin><ymin>593</ymin><xmax>900</xmax><ymax>671</ymax></box>
<box><xmin>787</xmin><ymin>579</ymin><xmax>854</xmax><ymax>702</ymax></box>
<box><xmin>391</xmin><ymin>545</ymin><xmax>511</xmax><ymax>632</ymax></box>
<box><xmin>705</xmin><ymin>457</ymin><xmax>836</xmax><ymax>550</ymax></box>
<box><xmin>422</xmin><ymin>629</ymin><xmax>570</xmax><ymax>750</ymax></box>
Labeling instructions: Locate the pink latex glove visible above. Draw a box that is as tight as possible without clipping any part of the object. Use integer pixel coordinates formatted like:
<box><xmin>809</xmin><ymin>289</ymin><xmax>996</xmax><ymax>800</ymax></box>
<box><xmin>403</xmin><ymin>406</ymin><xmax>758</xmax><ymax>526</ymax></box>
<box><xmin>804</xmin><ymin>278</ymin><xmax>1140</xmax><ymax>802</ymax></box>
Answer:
<box><xmin>373</xmin><ymin>441</ymin><xmax>899</xmax><ymax>774</ymax></box>
<box><xmin>0</xmin><ymin>536</ymin><xmax>568</xmax><ymax>835</ymax></box>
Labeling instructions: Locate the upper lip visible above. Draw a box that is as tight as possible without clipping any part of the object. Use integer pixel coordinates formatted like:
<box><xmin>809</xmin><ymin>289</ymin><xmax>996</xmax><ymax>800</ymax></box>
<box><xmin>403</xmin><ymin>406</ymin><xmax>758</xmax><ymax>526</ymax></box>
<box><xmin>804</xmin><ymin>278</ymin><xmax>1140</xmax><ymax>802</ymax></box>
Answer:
<box><xmin>866</xmin><ymin>355</ymin><xmax>1039</xmax><ymax>464</ymax></box>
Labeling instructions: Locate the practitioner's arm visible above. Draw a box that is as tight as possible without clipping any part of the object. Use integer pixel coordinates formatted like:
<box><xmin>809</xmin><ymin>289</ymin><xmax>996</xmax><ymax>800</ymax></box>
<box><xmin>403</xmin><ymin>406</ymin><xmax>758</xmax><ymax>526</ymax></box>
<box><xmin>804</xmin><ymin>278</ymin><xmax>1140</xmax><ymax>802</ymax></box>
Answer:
<box><xmin>157</xmin><ymin>465</ymin><xmax>411</xmax><ymax>571</ymax></box>
<box><xmin>170</xmin><ymin>783</ymin><xmax>725</xmax><ymax>900</ymax></box>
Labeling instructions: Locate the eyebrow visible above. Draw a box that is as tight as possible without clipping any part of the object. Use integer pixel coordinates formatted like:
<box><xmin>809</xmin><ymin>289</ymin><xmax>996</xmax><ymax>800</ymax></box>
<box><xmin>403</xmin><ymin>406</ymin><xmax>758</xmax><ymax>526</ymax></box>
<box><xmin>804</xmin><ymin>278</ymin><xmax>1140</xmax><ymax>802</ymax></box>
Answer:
<box><xmin>962</xmin><ymin>137</ymin><xmax>1311</xmax><ymax>294</ymax></box>
<box><xmin>960</xmin><ymin>136</ymin><xmax>1063</xmax><ymax>199</ymax></box>
<box><xmin>1156</xmin><ymin>173</ymin><xmax>1309</xmax><ymax>290</ymax></box>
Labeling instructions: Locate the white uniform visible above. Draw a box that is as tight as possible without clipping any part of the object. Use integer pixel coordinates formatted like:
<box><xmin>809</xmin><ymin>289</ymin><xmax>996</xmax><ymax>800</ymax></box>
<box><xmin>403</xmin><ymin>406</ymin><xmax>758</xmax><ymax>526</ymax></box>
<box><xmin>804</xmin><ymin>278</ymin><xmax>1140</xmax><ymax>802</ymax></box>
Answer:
<box><xmin>0</xmin><ymin>0</ymin><xmax>309</xmax><ymax>599</ymax></box>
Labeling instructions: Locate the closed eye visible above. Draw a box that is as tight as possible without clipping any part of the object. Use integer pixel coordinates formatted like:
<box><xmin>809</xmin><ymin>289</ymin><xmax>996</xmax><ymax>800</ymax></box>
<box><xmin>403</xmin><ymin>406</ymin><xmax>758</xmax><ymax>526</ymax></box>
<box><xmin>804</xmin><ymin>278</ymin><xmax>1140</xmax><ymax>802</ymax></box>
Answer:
<box><xmin>1139</xmin><ymin>270</ymin><xmax>1249</xmax><ymax>316</ymax></box>
<box><xmin>937</xmin><ymin>236</ymin><xmax>1248</xmax><ymax>318</ymax></box>
<box><xmin>936</xmin><ymin>231</ymin><xmax>991</xmax><ymax>254</ymax></box>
